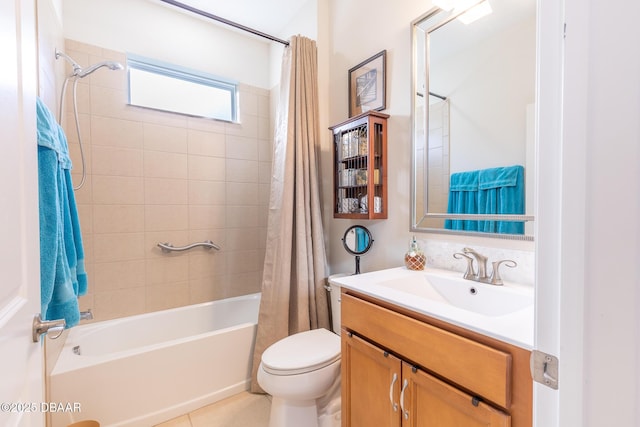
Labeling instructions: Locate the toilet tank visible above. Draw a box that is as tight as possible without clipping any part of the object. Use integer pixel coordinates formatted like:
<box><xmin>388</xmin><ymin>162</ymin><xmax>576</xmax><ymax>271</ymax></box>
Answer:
<box><xmin>328</xmin><ymin>274</ymin><xmax>348</xmax><ymax>335</ymax></box>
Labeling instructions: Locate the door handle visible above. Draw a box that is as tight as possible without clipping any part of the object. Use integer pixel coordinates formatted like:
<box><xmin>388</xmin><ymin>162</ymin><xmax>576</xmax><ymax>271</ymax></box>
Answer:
<box><xmin>400</xmin><ymin>378</ymin><xmax>409</xmax><ymax>420</ymax></box>
<box><xmin>389</xmin><ymin>373</ymin><xmax>398</xmax><ymax>412</ymax></box>
<box><xmin>32</xmin><ymin>314</ymin><xmax>65</xmax><ymax>342</ymax></box>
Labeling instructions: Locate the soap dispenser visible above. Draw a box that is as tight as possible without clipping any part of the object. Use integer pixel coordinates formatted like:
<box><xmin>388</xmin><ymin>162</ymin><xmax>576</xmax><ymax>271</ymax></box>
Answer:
<box><xmin>404</xmin><ymin>236</ymin><xmax>426</xmax><ymax>271</ymax></box>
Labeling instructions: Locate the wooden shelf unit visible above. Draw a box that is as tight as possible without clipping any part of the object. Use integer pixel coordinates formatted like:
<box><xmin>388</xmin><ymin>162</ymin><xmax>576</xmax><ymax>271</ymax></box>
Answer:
<box><xmin>330</xmin><ymin>111</ymin><xmax>389</xmax><ymax>219</ymax></box>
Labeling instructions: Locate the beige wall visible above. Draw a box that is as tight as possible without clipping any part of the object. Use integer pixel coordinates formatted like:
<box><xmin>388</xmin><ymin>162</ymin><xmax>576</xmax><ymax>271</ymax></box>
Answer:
<box><xmin>64</xmin><ymin>40</ymin><xmax>272</xmax><ymax>322</ymax></box>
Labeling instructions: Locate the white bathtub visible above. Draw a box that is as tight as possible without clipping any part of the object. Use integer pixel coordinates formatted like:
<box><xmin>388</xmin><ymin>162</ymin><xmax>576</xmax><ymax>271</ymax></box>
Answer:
<box><xmin>50</xmin><ymin>293</ymin><xmax>261</xmax><ymax>427</ymax></box>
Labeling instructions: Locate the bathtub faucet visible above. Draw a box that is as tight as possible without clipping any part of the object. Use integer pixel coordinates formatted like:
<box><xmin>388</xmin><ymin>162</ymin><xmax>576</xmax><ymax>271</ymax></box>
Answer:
<box><xmin>79</xmin><ymin>309</ymin><xmax>93</xmax><ymax>321</ymax></box>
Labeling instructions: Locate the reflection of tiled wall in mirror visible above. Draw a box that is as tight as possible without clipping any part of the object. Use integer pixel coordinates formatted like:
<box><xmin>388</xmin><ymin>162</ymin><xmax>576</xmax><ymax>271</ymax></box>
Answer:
<box><xmin>427</xmin><ymin>99</ymin><xmax>450</xmax><ymax>227</ymax></box>
<box><xmin>525</xmin><ymin>103</ymin><xmax>535</xmax><ymax>235</ymax></box>
<box><xmin>415</xmin><ymin>100</ymin><xmax>425</xmax><ymax>217</ymax></box>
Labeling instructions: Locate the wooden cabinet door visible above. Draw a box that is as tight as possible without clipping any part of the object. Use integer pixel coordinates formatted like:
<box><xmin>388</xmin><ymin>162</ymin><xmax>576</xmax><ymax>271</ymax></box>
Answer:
<box><xmin>401</xmin><ymin>363</ymin><xmax>511</xmax><ymax>427</ymax></box>
<box><xmin>342</xmin><ymin>332</ymin><xmax>402</xmax><ymax>427</ymax></box>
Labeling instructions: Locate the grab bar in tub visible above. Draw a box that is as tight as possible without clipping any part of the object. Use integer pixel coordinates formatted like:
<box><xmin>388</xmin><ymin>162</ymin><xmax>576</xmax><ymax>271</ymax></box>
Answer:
<box><xmin>157</xmin><ymin>240</ymin><xmax>221</xmax><ymax>253</ymax></box>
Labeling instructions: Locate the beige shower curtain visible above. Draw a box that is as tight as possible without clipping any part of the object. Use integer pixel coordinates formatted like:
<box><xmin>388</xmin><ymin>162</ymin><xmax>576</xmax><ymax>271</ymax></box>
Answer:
<box><xmin>250</xmin><ymin>35</ymin><xmax>330</xmax><ymax>393</ymax></box>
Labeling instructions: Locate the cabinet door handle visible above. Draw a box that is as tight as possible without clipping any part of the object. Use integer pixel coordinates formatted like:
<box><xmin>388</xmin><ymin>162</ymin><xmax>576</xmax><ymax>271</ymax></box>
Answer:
<box><xmin>389</xmin><ymin>373</ymin><xmax>398</xmax><ymax>412</ymax></box>
<box><xmin>400</xmin><ymin>378</ymin><xmax>409</xmax><ymax>420</ymax></box>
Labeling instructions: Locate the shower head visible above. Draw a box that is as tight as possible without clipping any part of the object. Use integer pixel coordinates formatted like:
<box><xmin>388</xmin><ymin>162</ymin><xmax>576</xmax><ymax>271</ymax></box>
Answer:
<box><xmin>55</xmin><ymin>48</ymin><xmax>123</xmax><ymax>78</ymax></box>
<box><xmin>75</xmin><ymin>61</ymin><xmax>124</xmax><ymax>78</ymax></box>
<box><xmin>55</xmin><ymin>49</ymin><xmax>82</xmax><ymax>73</ymax></box>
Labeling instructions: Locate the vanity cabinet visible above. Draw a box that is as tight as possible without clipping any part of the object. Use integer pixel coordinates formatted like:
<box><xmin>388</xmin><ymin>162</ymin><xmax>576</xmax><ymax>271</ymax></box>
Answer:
<box><xmin>330</xmin><ymin>111</ymin><xmax>388</xmax><ymax>219</ymax></box>
<box><xmin>342</xmin><ymin>333</ymin><xmax>509</xmax><ymax>427</ymax></box>
<box><xmin>341</xmin><ymin>291</ymin><xmax>532</xmax><ymax>427</ymax></box>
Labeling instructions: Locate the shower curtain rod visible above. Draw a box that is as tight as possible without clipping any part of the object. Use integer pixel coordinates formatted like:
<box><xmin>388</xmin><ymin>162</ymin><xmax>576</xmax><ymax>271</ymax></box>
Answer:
<box><xmin>429</xmin><ymin>91</ymin><xmax>447</xmax><ymax>101</ymax></box>
<box><xmin>416</xmin><ymin>91</ymin><xmax>448</xmax><ymax>101</ymax></box>
<box><xmin>158</xmin><ymin>0</ymin><xmax>290</xmax><ymax>46</ymax></box>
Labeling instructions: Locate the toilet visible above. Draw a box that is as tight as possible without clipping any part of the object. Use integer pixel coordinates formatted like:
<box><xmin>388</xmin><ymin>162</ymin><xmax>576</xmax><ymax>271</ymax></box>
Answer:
<box><xmin>257</xmin><ymin>274</ymin><xmax>347</xmax><ymax>427</ymax></box>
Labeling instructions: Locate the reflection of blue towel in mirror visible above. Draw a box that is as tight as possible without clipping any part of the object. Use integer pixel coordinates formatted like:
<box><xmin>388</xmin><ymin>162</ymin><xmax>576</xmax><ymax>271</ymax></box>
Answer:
<box><xmin>355</xmin><ymin>227</ymin><xmax>369</xmax><ymax>252</ymax></box>
<box><xmin>445</xmin><ymin>165</ymin><xmax>524</xmax><ymax>234</ymax></box>
<box><xmin>445</xmin><ymin>170</ymin><xmax>479</xmax><ymax>231</ymax></box>
<box><xmin>37</xmin><ymin>97</ymin><xmax>87</xmax><ymax>328</ymax></box>
<box><xmin>478</xmin><ymin>165</ymin><xmax>524</xmax><ymax>234</ymax></box>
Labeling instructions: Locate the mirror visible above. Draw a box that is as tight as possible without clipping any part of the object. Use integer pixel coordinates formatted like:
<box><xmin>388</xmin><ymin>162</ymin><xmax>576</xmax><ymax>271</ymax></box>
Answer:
<box><xmin>342</xmin><ymin>225</ymin><xmax>374</xmax><ymax>274</ymax></box>
<box><xmin>411</xmin><ymin>0</ymin><xmax>536</xmax><ymax>240</ymax></box>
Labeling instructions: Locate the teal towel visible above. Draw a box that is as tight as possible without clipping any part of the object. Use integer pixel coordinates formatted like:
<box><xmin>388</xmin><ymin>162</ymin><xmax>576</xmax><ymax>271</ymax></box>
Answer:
<box><xmin>37</xmin><ymin>97</ymin><xmax>87</xmax><ymax>328</ymax></box>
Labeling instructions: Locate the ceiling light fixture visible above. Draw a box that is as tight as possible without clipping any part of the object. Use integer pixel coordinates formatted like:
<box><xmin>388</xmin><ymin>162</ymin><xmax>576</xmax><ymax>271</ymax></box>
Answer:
<box><xmin>432</xmin><ymin>0</ymin><xmax>493</xmax><ymax>25</ymax></box>
<box><xmin>456</xmin><ymin>1</ymin><xmax>492</xmax><ymax>24</ymax></box>
<box><xmin>432</xmin><ymin>0</ymin><xmax>457</xmax><ymax>11</ymax></box>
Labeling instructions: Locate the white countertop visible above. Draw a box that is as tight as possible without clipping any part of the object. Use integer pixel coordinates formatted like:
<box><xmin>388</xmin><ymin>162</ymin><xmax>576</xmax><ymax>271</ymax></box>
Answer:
<box><xmin>332</xmin><ymin>266</ymin><xmax>534</xmax><ymax>350</ymax></box>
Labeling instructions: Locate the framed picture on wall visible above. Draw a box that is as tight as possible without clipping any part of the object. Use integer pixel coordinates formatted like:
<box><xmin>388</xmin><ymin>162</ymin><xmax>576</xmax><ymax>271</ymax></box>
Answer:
<box><xmin>348</xmin><ymin>50</ymin><xmax>386</xmax><ymax>117</ymax></box>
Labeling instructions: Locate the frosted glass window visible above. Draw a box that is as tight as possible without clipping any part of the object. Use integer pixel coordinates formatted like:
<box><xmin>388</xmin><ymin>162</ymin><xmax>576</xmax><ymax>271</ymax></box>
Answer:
<box><xmin>127</xmin><ymin>56</ymin><xmax>237</xmax><ymax>122</ymax></box>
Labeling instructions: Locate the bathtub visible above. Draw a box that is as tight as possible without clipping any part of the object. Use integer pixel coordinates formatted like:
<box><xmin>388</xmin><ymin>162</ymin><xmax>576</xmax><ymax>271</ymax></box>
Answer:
<box><xmin>49</xmin><ymin>293</ymin><xmax>261</xmax><ymax>427</ymax></box>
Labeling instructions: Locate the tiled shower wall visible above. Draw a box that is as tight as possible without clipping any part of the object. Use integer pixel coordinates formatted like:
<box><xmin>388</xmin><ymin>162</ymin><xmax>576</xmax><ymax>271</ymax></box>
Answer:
<box><xmin>64</xmin><ymin>39</ymin><xmax>272</xmax><ymax>321</ymax></box>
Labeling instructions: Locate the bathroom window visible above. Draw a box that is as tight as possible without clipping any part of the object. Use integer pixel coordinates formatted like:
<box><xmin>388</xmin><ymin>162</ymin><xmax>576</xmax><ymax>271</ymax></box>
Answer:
<box><xmin>127</xmin><ymin>55</ymin><xmax>238</xmax><ymax>122</ymax></box>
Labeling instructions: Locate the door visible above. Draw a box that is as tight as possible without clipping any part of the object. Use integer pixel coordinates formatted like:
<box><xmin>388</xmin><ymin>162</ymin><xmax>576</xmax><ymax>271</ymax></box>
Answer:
<box><xmin>342</xmin><ymin>332</ymin><xmax>402</xmax><ymax>427</ymax></box>
<box><xmin>534</xmin><ymin>0</ymin><xmax>569</xmax><ymax>425</ymax></box>
<box><xmin>401</xmin><ymin>363</ymin><xmax>510</xmax><ymax>427</ymax></box>
<box><xmin>0</xmin><ymin>0</ymin><xmax>44</xmax><ymax>426</ymax></box>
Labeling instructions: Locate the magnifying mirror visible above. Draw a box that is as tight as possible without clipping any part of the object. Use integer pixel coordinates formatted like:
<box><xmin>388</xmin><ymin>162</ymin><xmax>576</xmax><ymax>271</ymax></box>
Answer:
<box><xmin>342</xmin><ymin>225</ymin><xmax>374</xmax><ymax>274</ymax></box>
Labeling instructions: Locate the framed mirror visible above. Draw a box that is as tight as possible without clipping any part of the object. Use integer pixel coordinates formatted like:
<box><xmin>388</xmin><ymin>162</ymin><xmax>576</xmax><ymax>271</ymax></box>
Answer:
<box><xmin>411</xmin><ymin>0</ymin><xmax>536</xmax><ymax>240</ymax></box>
<box><xmin>342</xmin><ymin>225</ymin><xmax>374</xmax><ymax>274</ymax></box>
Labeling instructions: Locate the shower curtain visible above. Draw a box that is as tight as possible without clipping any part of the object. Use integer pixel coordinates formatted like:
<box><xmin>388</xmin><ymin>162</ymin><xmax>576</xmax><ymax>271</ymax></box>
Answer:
<box><xmin>250</xmin><ymin>35</ymin><xmax>329</xmax><ymax>393</ymax></box>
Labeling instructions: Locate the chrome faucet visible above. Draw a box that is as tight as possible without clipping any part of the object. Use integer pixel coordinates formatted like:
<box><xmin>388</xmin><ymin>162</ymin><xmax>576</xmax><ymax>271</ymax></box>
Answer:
<box><xmin>453</xmin><ymin>252</ymin><xmax>475</xmax><ymax>280</ymax></box>
<box><xmin>489</xmin><ymin>260</ymin><xmax>517</xmax><ymax>285</ymax></box>
<box><xmin>453</xmin><ymin>248</ymin><xmax>517</xmax><ymax>286</ymax></box>
<box><xmin>462</xmin><ymin>247</ymin><xmax>488</xmax><ymax>281</ymax></box>
<box><xmin>79</xmin><ymin>309</ymin><xmax>93</xmax><ymax>321</ymax></box>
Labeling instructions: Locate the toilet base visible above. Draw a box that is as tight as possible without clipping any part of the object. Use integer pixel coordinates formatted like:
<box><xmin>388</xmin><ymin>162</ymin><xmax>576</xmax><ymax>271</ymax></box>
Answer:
<box><xmin>267</xmin><ymin>374</ymin><xmax>341</xmax><ymax>427</ymax></box>
<box><xmin>268</xmin><ymin>396</ymin><xmax>319</xmax><ymax>427</ymax></box>
<box><xmin>318</xmin><ymin>373</ymin><xmax>341</xmax><ymax>427</ymax></box>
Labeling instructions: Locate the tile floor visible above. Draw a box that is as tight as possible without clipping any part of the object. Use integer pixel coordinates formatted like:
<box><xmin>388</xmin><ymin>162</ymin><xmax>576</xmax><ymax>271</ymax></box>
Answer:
<box><xmin>154</xmin><ymin>392</ymin><xmax>271</xmax><ymax>427</ymax></box>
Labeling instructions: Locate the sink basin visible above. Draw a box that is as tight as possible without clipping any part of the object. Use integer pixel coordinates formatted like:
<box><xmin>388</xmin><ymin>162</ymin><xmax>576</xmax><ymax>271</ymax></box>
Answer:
<box><xmin>377</xmin><ymin>273</ymin><xmax>533</xmax><ymax>317</ymax></box>
<box><xmin>332</xmin><ymin>266</ymin><xmax>535</xmax><ymax>348</ymax></box>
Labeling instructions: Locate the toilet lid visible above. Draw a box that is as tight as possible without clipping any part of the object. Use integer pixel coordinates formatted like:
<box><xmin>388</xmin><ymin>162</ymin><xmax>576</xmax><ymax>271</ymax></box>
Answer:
<box><xmin>261</xmin><ymin>328</ymin><xmax>341</xmax><ymax>375</ymax></box>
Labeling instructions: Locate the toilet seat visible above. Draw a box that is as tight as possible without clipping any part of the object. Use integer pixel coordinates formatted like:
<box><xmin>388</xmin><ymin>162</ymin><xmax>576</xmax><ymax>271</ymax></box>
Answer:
<box><xmin>261</xmin><ymin>328</ymin><xmax>341</xmax><ymax>375</ymax></box>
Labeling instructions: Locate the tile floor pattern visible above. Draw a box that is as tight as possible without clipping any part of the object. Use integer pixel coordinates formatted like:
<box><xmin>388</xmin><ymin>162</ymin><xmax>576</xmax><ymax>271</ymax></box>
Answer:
<box><xmin>154</xmin><ymin>392</ymin><xmax>271</xmax><ymax>427</ymax></box>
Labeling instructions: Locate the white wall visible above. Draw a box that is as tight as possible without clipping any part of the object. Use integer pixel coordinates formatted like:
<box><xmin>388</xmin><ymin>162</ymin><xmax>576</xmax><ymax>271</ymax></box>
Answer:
<box><xmin>325</xmin><ymin>0</ymin><xmax>534</xmax><ymax>280</ymax></box>
<box><xmin>268</xmin><ymin>0</ymin><xmax>319</xmax><ymax>159</ymax></box>
<box><xmin>37</xmin><ymin>0</ymin><xmax>65</xmax><ymax>112</ymax></box>
<box><xmin>577</xmin><ymin>0</ymin><xmax>640</xmax><ymax>424</ymax></box>
<box><xmin>270</xmin><ymin>0</ymin><xmax>318</xmax><ymax>88</ymax></box>
<box><xmin>63</xmin><ymin>0</ymin><xmax>271</xmax><ymax>89</ymax></box>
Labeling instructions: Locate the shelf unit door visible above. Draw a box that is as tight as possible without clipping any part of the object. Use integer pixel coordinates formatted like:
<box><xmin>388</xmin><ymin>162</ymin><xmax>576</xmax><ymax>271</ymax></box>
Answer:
<box><xmin>369</xmin><ymin>115</ymin><xmax>387</xmax><ymax>219</ymax></box>
<box><xmin>401</xmin><ymin>363</ymin><xmax>511</xmax><ymax>427</ymax></box>
<box><xmin>342</xmin><ymin>332</ymin><xmax>402</xmax><ymax>427</ymax></box>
